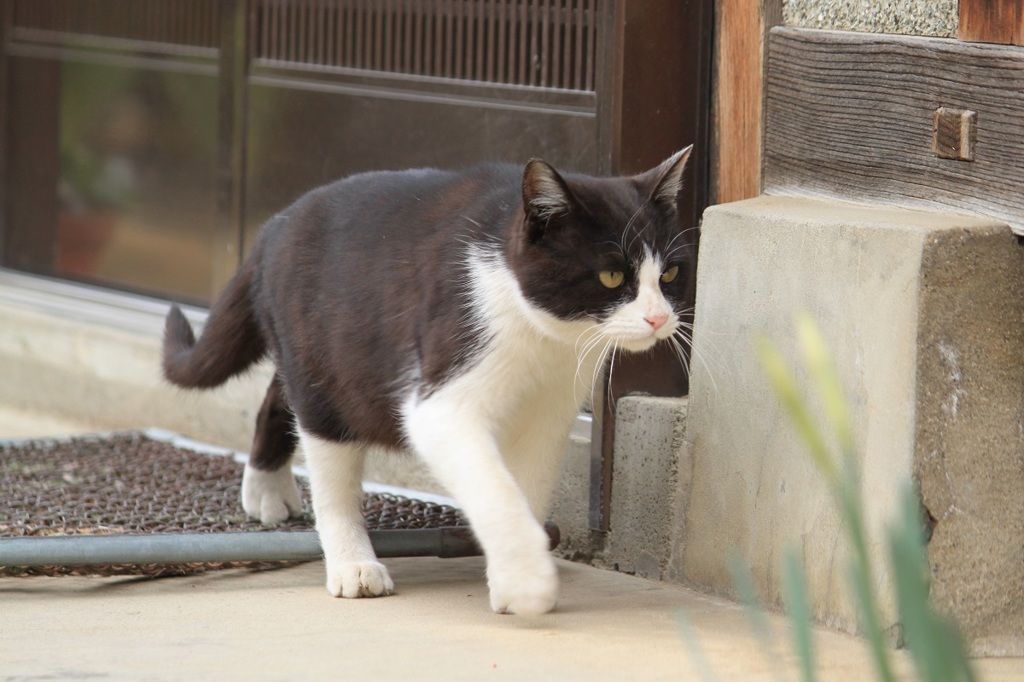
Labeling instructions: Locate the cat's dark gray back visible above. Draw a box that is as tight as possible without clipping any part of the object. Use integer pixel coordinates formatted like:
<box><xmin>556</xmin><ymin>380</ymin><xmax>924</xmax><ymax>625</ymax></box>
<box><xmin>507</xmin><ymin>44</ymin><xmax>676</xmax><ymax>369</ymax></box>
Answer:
<box><xmin>165</xmin><ymin>154</ymin><xmax>694</xmax><ymax>450</ymax></box>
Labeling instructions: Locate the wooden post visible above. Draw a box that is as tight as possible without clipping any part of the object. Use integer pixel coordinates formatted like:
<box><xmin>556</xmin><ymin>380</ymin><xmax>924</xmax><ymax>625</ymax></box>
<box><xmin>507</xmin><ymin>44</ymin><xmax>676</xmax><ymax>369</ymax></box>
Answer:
<box><xmin>960</xmin><ymin>0</ymin><xmax>1024</xmax><ymax>45</ymax></box>
<box><xmin>712</xmin><ymin>0</ymin><xmax>781</xmax><ymax>203</ymax></box>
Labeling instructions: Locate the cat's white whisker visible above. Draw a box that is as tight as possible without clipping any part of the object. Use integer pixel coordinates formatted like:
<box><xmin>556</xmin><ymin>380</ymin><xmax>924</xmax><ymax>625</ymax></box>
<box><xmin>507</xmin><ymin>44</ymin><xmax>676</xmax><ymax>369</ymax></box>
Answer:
<box><xmin>578</xmin><ymin>336</ymin><xmax>612</xmax><ymax>407</ymax></box>
<box><xmin>583</xmin><ymin>338</ymin><xmax>613</xmax><ymax>410</ymax></box>
<box><xmin>621</xmin><ymin>204</ymin><xmax>648</xmax><ymax>255</ymax></box>
<box><xmin>667</xmin><ymin>335</ymin><xmax>692</xmax><ymax>376</ymax></box>
<box><xmin>571</xmin><ymin>327</ymin><xmax>605</xmax><ymax>402</ymax></box>
<box><xmin>674</xmin><ymin>328</ymin><xmax>723</xmax><ymax>398</ymax></box>
<box><xmin>664</xmin><ymin>231</ymin><xmax>680</xmax><ymax>250</ymax></box>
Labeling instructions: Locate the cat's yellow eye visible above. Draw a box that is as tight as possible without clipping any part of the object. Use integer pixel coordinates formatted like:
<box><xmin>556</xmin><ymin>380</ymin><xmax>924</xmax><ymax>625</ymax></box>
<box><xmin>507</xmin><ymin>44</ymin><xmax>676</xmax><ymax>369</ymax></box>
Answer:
<box><xmin>661</xmin><ymin>265</ymin><xmax>680</xmax><ymax>283</ymax></box>
<box><xmin>599</xmin><ymin>270</ymin><xmax>625</xmax><ymax>289</ymax></box>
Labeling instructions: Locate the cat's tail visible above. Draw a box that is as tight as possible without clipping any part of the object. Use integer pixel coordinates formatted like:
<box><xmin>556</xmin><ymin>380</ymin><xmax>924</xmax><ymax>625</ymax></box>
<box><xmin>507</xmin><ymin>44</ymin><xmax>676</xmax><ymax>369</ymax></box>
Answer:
<box><xmin>162</xmin><ymin>258</ymin><xmax>267</xmax><ymax>389</ymax></box>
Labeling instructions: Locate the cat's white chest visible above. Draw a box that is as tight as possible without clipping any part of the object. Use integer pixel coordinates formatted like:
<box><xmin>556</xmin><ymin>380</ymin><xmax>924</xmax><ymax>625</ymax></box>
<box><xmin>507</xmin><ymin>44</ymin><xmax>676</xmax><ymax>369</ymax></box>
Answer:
<box><xmin>454</xmin><ymin>248</ymin><xmax>605</xmax><ymax>419</ymax></box>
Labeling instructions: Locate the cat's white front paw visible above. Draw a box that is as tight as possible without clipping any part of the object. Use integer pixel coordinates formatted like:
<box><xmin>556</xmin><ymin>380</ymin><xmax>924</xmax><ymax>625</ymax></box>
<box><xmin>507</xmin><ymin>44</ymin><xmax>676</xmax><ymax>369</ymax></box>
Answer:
<box><xmin>487</xmin><ymin>553</ymin><xmax>559</xmax><ymax>616</ymax></box>
<box><xmin>241</xmin><ymin>464</ymin><xmax>303</xmax><ymax>524</ymax></box>
<box><xmin>326</xmin><ymin>561</ymin><xmax>395</xmax><ymax>598</ymax></box>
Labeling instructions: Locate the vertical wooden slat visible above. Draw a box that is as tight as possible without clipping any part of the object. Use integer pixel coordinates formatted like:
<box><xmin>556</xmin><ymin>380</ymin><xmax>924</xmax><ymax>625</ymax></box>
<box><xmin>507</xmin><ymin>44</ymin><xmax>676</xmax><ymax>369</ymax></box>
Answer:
<box><xmin>453</xmin><ymin>0</ymin><xmax>464</xmax><ymax>79</ymax></box>
<box><xmin>526</xmin><ymin>0</ymin><xmax>537</xmax><ymax>85</ymax></box>
<box><xmin>300</xmin><ymin>0</ymin><xmax>310</xmax><ymax>64</ymax></box>
<box><xmin>584</xmin><ymin>0</ymin><xmax>594</xmax><ymax>90</ymax></box>
<box><xmin>390</xmin><ymin>0</ymin><xmax>399</xmax><ymax>72</ymax></box>
<box><xmin>353</xmin><ymin>0</ymin><xmax>364</xmax><ymax>69</ymax></box>
<box><xmin>495</xmin><ymin>0</ymin><xmax>508</xmax><ymax>84</ymax></box>
<box><xmin>300</xmin><ymin>0</ymin><xmax>309</xmax><ymax>63</ymax></box>
<box><xmin>420</xmin><ymin>0</ymin><xmax>431</xmax><ymax>75</ymax></box>
<box><xmin>484</xmin><ymin>0</ymin><xmax>495</xmax><ymax>82</ymax></box>
<box><xmin>959</xmin><ymin>0</ymin><xmax>1024</xmax><ymax>45</ymax></box>
<box><xmin>312</xmin><ymin>0</ymin><xmax>323</xmax><ymax>65</ymax></box>
<box><xmin>381</xmin><ymin>0</ymin><xmax>392</xmax><ymax>72</ymax></box>
<box><xmin>298</xmin><ymin>0</ymin><xmax>309</xmax><ymax>63</ymax></box>
<box><xmin>171</xmin><ymin>0</ymin><xmax>181</xmax><ymax>47</ymax></box>
<box><xmin>343</xmin><ymin>0</ymin><xmax>354</xmax><ymax>68</ymax></box>
<box><xmin>566</xmin><ymin>0</ymin><xmax>576</xmax><ymax>89</ymax></box>
<box><xmin>277</xmin><ymin>0</ymin><xmax>286</xmax><ymax>60</ymax></box>
<box><xmin>326</xmin><ymin>0</ymin><xmax>335</xmax><ymax>65</ymax></box>
<box><xmin>539</xmin><ymin>0</ymin><xmax>550</xmax><ymax>87</ymax></box>
<box><xmin>370</xmin><ymin>1</ymin><xmax>380</xmax><ymax>70</ymax></box>
<box><xmin>412</xmin><ymin>0</ymin><xmax>424</xmax><ymax>75</ymax></box>
<box><xmin>170</xmin><ymin>0</ymin><xmax>178</xmax><ymax>45</ymax></box>
<box><xmin>258</xmin><ymin>0</ymin><xmax>267</xmax><ymax>58</ymax></box>
<box><xmin>461</xmin><ymin>0</ymin><xmax>469</xmax><ymax>81</ymax></box>
<box><xmin>538</xmin><ymin>0</ymin><xmax>546</xmax><ymax>87</ymax></box>
<box><xmin>431</xmin><ymin>0</ymin><xmax>442</xmax><ymax>76</ymax></box>
<box><xmin>573</xmin><ymin>0</ymin><xmax>584</xmax><ymax>90</ymax></box>
<box><xmin>401</xmin><ymin>0</ymin><xmax>413</xmax><ymax>73</ymax></box>
<box><xmin>513</xmin><ymin>0</ymin><xmax>523</xmax><ymax>84</ymax></box>
<box><xmin>282</xmin><ymin>1</ymin><xmax>292</xmax><ymax>60</ymax></box>
<box><xmin>392</xmin><ymin>0</ymin><xmax>402</xmax><ymax>73</ymax></box>
<box><xmin>441</xmin><ymin>0</ymin><xmax>452</xmax><ymax>77</ymax></box>
<box><xmin>270</xmin><ymin>0</ymin><xmax>281</xmax><ymax>60</ymax></box>
<box><xmin>713</xmin><ymin>0</ymin><xmax>779</xmax><ymax>203</ymax></box>
<box><xmin>212</xmin><ymin>0</ymin><xmax>221</xmax><ymax>49</ymax></box>
<box><xmin>472</xmin><ymin>0</ymin><xmax>484</xmax><ymax>81</ymax></box>
<box><xmin>550</xmin><ymin>0</ymin><xmax>562</xmax><ymax>89</ymax></box>
<box><xmin>520</xmin><ymin>0</ymin><xmax>528</xmax><ymax>83</ymax></box>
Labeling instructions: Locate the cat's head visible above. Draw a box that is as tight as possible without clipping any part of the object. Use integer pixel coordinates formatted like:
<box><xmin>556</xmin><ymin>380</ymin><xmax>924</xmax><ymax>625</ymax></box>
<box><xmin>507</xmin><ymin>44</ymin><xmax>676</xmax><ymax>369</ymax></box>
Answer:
<box><xmin>508</xmin><ymin>146</ymin><xmax>694</xmax><ymax>355</ymax></box>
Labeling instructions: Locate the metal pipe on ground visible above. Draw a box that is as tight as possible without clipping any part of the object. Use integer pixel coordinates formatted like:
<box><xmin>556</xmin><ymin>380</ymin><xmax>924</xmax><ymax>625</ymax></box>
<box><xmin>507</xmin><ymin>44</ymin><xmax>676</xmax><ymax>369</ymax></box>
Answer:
<box><xmin>0</xmin><ymin>528</ymin><xmax>480</xmax><ymax>566</ymax></box>
<box><xmin>0</xmin><ymin>524</ymin><xmax>559</xmax><ymax>567</ymax></box>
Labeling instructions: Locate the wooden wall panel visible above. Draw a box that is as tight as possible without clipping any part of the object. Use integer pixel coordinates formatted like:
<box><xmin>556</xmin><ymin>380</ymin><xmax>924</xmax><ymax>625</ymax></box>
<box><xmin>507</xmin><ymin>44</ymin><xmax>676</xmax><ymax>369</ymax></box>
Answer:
<box><xmin>763</xmin><ymin>26</ymin><xmax>1024</xmax><ymax>235</ymax></box>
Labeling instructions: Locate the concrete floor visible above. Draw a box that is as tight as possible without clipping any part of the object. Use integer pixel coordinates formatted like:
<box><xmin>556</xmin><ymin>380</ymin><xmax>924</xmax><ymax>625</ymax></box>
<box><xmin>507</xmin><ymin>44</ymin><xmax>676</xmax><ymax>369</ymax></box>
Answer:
<box><xmin>3</xmin><ymin>408</ymin><xmax>1024</xmax><ymax>681</ymax></box>
<box><xmin>0</xmin><ymin>559</ymin><xmax>902</xmax><ymax>681</ymax></box>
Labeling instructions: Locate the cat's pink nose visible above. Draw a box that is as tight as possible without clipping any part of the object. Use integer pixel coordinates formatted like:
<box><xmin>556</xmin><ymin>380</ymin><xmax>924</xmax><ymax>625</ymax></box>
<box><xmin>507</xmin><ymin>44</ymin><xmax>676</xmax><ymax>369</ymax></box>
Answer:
<box><xmin>645</xmin><ymin>312</ymin><xmax>669</xmax><ymax>330</ymax></box>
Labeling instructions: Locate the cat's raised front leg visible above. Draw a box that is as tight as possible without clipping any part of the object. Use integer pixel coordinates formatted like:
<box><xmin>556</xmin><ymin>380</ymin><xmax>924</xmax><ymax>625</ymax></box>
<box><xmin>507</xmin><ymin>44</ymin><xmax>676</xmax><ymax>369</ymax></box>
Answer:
<box><xmin>404</xmin><ymin>398</ymin><xmax>557</xmax><ymax>616</ymax></box>
<box><xmin>242</xmin><ymin>375</ymin><xmax>302</xmax><ymax>524</ymax></box>
<box><xmin>298</xmin><ymin>428</ymin><xmax>394</xmax><ymax>598</ymax></box>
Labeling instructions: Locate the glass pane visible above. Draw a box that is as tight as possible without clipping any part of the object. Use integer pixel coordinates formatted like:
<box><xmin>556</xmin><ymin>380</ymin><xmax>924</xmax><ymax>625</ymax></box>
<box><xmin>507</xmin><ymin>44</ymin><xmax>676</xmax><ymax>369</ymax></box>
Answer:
<box><xmin>5</xmin><ymin>53</ymin><xmax>219</xmax><ymax>303</ymax></box>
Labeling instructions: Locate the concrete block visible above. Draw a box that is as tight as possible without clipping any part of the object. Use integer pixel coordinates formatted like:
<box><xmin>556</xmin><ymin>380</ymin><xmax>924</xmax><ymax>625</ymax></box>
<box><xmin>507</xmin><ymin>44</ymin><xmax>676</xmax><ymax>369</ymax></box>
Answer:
<box><xmin>680</xmin><ymin>196</ymin><xmax>1024</xmax><ymax>651</ymax></box>
<box><xmin>549</xmin><ymin>435</ymin><xmax>597</xmax><ymax>563</ymax></box>
<box><xmin>603</xmin><ymin>396</ymin><xmax>688</xmax><ymax>579</ymax></box>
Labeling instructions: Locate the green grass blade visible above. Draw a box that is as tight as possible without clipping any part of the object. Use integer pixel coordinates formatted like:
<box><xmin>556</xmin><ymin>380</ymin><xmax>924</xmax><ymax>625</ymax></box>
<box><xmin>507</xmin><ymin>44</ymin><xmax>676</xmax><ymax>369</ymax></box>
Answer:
<box><xmin>794</xmin><ymin>312</ymin><xmax>855</xmax><ymax>457</ymax></box>
<box><xmin>889</xmin><ymin>487</ymin><xmax>977</xmax><ymax>682</ymax></box>
<box><xmin>676</xmin><ymin>613</ymin><xmax>723</xmax><ymax>682</ymax></box>
<box><xmin>758</xmin><ymin>314</ymin><xmax>976</xmax><ymax>682</ymax></box>
<box><xmin>782</xmin><ymin>550</ymin><xmax>816</xmax><ymax>682</ymax></box>
<box><xmin>727</xmin><ymin>554</ymin><xmax>788</xmax><ymax>682</ymax></box>
<box><xmin>756</xmin><ymin>336</ymin><xmax>839</xmax><ymax>487</ymax></box>
<box><xmin>845</xmin><ymin>555</ymin><xmax>896</xmax><ymax>682</ymax></box>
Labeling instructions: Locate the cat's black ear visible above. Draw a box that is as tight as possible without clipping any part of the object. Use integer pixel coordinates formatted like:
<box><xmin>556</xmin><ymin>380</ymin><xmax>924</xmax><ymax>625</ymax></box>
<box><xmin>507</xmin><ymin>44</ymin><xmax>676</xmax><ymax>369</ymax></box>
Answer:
<box><xmin>643</xmin><ymin>145</ymin><xmax>693</xmax><ymax>209</ymax></box>
<box><xmin>522</xmin><ymin>159</ymin><xmax>574</xmax><ymax>229</ymax></box>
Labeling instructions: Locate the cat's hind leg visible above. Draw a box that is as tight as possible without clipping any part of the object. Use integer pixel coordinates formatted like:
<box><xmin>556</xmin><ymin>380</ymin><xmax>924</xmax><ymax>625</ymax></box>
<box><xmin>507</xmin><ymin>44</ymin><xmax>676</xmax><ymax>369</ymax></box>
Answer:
<box><xmin>242</xmin><ymin>375</ymin><xmax>303</xmax><ymax>524</ymax></box>
<box><xmin>298</xmin><ymin>427</ymin><xmax>394</xmax><ymax>598</ymax></box>
<box><xmin>500</xmin><ymin>406</ymin><xmax>576</xmax><ymax>525</ymax></box>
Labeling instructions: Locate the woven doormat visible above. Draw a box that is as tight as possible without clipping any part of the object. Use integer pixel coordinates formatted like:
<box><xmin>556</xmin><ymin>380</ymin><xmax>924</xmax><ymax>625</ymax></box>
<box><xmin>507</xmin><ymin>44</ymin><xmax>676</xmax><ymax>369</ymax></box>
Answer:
<box><xmin>0</xmin><ymin>431</ymin><xmax>466</xmax><ymax>577</ymax></box>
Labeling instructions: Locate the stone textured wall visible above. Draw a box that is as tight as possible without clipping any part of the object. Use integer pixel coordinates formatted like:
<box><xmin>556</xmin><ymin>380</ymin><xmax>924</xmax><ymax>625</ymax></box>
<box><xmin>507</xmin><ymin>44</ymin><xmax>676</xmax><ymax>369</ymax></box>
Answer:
<box><xmin>783</xmin><ymin>0</ymin><xmax>957</xmax><ymax>37</ymax></box>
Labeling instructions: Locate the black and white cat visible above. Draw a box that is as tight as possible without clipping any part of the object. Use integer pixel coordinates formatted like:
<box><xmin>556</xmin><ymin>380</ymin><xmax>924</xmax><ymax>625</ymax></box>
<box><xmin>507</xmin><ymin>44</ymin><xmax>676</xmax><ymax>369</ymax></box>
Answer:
<box><xmin>162</xmin><ymin>146</ymin><xmax>694</xmax><ymax>615</ymax></box>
